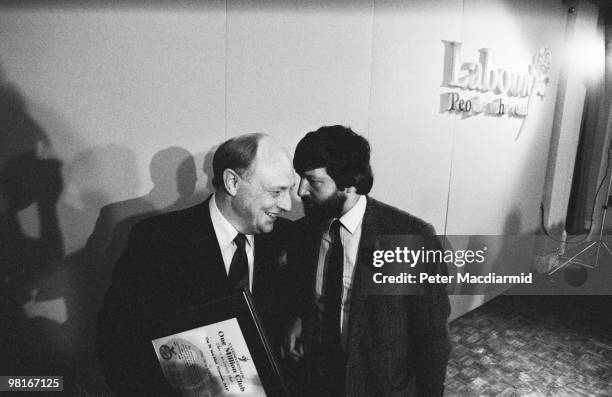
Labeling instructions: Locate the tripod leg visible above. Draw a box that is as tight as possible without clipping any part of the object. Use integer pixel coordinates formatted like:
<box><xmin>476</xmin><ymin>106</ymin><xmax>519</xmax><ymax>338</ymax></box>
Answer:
<box><xmin>549</xmin><ymin>242</ymin><xmax>597</xmax><ymax>275</ymax></box>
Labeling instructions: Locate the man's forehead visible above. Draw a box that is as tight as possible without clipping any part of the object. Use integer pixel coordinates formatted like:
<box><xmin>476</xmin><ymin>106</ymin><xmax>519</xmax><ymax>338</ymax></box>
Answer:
<box><xmin>302</xmin><ymin>167</ymin><xmax>330</xmax><ymax>178</ymax></box>
<box><xmin>248</xmin><ymin>144</ymin><xmax>293</xmax><ymax>184</ymax></box>
<box><xmin>254</xmin><ymin>137</ymin><xmax>289</xmax><ymax>163</ymax></box>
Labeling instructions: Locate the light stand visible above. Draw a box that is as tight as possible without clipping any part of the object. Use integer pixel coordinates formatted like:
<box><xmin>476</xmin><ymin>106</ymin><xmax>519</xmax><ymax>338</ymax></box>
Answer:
<box><xmin>549</xmin><ymin>162</ymin><xmax>612</xmax><ymax>275</ymax></box>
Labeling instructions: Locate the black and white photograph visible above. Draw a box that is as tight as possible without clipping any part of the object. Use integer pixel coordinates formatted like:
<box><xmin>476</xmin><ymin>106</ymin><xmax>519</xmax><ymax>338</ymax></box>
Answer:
<box><xmin>0</xmin><ymin>0</ymin><xmax>611</xmax><ymax>396</ymax></box>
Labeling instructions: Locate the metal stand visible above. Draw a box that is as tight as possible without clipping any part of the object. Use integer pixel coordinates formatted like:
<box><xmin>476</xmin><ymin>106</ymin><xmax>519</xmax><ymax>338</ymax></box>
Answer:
<box><xmin>549</xmin><ymin>161</ymin><xmax>612</xmax><ymax>275</ymax></box>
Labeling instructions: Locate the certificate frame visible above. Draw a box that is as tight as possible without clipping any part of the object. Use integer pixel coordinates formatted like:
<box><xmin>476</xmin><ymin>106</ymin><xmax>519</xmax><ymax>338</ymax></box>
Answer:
<box><xmin>148</xmin><ymin>289</ymin><xmax>288</xmax><ymax>397</ymax></box>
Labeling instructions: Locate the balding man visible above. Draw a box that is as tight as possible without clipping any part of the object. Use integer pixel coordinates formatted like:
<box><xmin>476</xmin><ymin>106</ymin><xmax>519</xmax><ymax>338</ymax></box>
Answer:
<box><xmin>97</xmin><ymin>134</ymin><xmax>295</xmax><ymax>396</ymax></box>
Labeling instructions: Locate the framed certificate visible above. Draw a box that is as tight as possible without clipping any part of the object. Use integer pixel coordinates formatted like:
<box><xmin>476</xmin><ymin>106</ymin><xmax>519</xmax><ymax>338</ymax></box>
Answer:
<box><xmin>149</xmin><ymin>290</ymin><xmax>288</xmax><ymax>397</ymax></box>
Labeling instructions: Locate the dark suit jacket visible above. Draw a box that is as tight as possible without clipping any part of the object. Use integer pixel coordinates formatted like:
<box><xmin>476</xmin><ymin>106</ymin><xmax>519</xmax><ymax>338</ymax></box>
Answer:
<box><xmin>291</xmin><ymin>197</ymin><xmax>450</xmax><ymax>397</ymax></box>
<box><xmin>97</xmin><ymin>196</ymin><xmax>292</xmax><ymax>396</ymax></box>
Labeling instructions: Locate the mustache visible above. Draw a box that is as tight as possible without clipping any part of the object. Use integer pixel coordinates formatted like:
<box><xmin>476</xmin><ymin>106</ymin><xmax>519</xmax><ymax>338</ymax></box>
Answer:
<box><xmin>300</xmin><ymin>194</ymin><xmax>344</xmax><ymax>219</ymax></box>
<box><xmin>300</xmin><ymin>196</ymin><xmax>318</xmax><ymax>207</ymax></box>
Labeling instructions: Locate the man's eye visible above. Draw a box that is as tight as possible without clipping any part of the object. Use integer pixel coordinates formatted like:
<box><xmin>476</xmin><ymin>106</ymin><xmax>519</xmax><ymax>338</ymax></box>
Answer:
<box><xmin>270</xmin><ymin>191</ymin><xmax>281</xmax><ymax>197</ymax></box>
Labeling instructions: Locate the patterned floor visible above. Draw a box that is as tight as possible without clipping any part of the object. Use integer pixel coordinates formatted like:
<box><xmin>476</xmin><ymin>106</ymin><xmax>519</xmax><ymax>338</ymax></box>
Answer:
<box><xmin>445</xmin><ymin>295</ymin><xmax>612</xmax><ymax>397</ymax></box>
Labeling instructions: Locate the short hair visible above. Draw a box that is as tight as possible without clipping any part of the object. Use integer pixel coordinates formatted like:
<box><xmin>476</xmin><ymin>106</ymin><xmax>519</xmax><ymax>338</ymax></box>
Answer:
<box><xmin>294</xmin><ymin>125</ymin><xmax>373</xmax><ymax>194</ymax></box>
<box><xmin>212</xmin><ymin>133</ymin><xmax>266</xmax><ymax>189</ymax></box>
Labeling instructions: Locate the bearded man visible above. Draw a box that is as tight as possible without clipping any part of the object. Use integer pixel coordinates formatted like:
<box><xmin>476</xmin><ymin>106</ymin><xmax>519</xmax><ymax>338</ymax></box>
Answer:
<box><xmin>284</xmin><ymin>125</ymin><xmax>450</xmax><ymax>397</ymax></box>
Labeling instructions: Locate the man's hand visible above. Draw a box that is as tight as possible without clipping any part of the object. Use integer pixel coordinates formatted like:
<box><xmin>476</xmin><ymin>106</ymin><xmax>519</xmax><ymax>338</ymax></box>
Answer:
<box><xmin>281</xmin><ymin>317</ymin><xmax>304</xmax><ymax>362</ymax></box>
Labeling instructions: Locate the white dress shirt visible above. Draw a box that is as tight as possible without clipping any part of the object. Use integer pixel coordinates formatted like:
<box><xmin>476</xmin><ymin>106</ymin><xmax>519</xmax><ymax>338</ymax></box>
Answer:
<box><xmin>209</xmin><ymin>194</ymin><xmax>255</xmax><ymax>292</ymax></box>
<box><xmin>315</xmin><ymin>194</ymin><xmax>367</xmax><ymax>348</ymax></box>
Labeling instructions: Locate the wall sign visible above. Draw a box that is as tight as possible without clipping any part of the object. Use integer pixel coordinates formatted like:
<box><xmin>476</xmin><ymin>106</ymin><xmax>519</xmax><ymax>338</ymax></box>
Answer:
<box><xmin>442</xmin><ymin>41</ymin><xmax>551</xmax><ymax>119</ymax></box>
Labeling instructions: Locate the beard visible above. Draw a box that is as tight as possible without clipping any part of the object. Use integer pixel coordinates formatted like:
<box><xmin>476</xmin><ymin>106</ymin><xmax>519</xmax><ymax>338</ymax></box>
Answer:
<box><xmin>302</xmin><ymin>191</ymin><xmax>345</xmax><ymax>220</ymax></box>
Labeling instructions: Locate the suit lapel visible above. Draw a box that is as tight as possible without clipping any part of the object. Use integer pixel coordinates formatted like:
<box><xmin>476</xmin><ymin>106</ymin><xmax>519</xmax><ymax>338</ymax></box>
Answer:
<box><xmin>252</xmin><ymin>233</ymin><xmax>270</xmax><ymax>297</ymax></box>
<box><xmin>347</xmin><ymin>197</ymin><xmax>379</xmax><ymax>358</ymax></box>
<box><xmin>183</xmin><ymin>197</ymin><xmax>228</xmax><ymax>296</ymax></box>
<box><xmin>305</xmin><ymin>218</ymin><xmax>326</xmax><ymax>297</ymax></box>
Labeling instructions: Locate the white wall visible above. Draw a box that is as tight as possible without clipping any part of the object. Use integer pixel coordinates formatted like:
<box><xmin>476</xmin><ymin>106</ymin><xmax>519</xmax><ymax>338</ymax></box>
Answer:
<box><xmin>0</xmin><ymin>0</ymin><xmax>599</xmax><ymax>393</ymax></box>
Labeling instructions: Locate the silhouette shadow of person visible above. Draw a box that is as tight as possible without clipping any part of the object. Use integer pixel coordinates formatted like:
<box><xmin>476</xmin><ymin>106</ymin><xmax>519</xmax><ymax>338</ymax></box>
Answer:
<box><xmin>86</xmin><ymin>146</ymin><xmax>199</xmax><ymax>300</ymax></box>
<box><xmin>65</xmin><ymin>146</ymin><xmax>199</xmax><ymax>391</ymax></box>
<box><xmin>0</xmin><ymin>79</ymin><xmax>69</xmax><ymax>378</ymax></box>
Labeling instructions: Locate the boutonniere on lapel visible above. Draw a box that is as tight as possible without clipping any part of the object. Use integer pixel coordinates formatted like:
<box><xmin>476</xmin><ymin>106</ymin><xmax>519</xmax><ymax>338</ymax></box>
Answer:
<box><xmin>276</xmin><ymin>249</ymin><xmax>287</xmax><ymax>269</ymax></box>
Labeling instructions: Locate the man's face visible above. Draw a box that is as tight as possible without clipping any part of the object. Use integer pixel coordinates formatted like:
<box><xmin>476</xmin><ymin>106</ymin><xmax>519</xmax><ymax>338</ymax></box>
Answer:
<box><xmin>297</xmin><ymin>167</ymin><xmax>345</xmax><ymax>219</ymax></box>
<box><xmin>232</xmin><ymin>144</ymin><xmax>294</xmax><ymax>234</ymax></box>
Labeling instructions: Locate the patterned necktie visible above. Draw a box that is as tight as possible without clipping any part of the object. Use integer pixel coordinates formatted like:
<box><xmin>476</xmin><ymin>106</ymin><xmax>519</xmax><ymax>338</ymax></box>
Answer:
<box><xmin>228</xmin><ymin>233</ymin><xmax>249</xmax><ymax>291</ymax></box>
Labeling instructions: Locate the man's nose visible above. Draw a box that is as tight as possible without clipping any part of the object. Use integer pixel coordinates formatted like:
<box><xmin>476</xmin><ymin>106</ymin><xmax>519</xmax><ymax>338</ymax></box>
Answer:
<box><xmin>278</xmin><ymin>190</ymin><xmax>292</xmax><ymax>212</ymax></box>
<box><xmin>297</xmin><ymin>178</ymin><xmax>309</xmax><ymax>198</ymax></box>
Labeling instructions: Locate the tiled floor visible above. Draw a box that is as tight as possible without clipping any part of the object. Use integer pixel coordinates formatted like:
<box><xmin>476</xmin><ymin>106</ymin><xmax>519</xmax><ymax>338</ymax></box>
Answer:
<box><xmin>445</xmin><ymin>295</ymin><xmax>612</xmax><ymax>397</ymax></box>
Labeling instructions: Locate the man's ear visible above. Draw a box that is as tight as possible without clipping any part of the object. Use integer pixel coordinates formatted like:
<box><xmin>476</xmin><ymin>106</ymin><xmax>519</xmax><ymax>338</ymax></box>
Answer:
<box><xmin>343</xmin><ymin>186</ymin><xmax>357</xmax><ymax>194</ymax></box>
<box><xmin>223</xmin><ymin>169</ymin><xmax>241</xmax><ymax>196</ymax></box>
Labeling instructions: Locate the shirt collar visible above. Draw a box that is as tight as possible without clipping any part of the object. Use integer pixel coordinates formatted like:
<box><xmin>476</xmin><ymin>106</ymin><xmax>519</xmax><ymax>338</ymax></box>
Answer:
<box><xmin>339</xmin><ymin>194</ymin><xmax>367</xmax><ymax>234</ymax></box>
<box><xmin>209</xmin><ymin>193</ymin><xmax>254</xmax><ymax>248</ymax></box>
<box><xmin>325</xmin><ymin>195</ymin><xmax>366</xmax><ymax>237</ymax></box>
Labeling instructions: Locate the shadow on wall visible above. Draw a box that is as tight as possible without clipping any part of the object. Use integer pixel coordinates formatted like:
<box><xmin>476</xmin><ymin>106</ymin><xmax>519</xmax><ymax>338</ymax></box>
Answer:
<box><xmin>64</xmin><ymin>145</ymin><xmax>210</xmax><ymax>392</ymax></box>
<box><xmin>0</xmin><ymin>69</ymin><xmax>72</xmax><ymax>380</ymax></box>
<box><xmin>81</xmin><ymin>146</ymin><xmax>203</xmax><ymax>297</ymax></box>
<box><xmin>0</xmin><ymin>61</ymin><xmax>215</xmax><ymax>393</ymax></box>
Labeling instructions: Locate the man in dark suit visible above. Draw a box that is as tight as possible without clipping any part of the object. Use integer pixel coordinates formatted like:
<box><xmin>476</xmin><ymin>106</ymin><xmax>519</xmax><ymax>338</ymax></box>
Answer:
<box><xmin>97</xmin><ymin>133</ymin><xmax>295</xmax><ymax>396</ymax></box>
<box><xmin>284</xmin><ymin>125</ymin><xmax>450</xmax><ymax>396</ymax></box>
